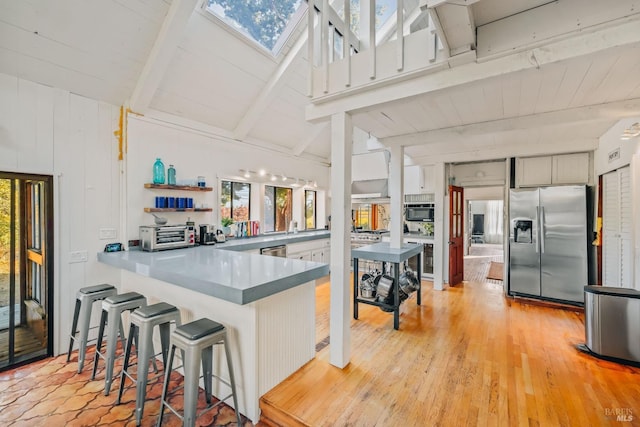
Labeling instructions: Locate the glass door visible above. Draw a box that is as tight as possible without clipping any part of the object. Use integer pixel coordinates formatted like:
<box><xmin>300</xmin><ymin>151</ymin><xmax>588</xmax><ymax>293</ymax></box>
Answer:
<box><xmin>0</xmin><ymin>173</ymin><xmax>53</xmax><ymax>370</ymax></box>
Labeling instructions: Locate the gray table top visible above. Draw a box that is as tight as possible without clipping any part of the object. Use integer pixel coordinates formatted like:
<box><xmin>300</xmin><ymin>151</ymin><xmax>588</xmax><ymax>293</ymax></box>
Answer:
<box><xmin>352</xmin><ymin>242</ymin><xmax>423</xmax><ymax>263</ymax></box>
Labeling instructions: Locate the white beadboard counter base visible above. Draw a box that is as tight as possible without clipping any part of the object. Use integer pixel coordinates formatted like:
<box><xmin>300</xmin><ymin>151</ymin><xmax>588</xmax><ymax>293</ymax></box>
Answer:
<box><xmin>97</xmin><ymin>231</ymin><xmax>330</xmax><ymax>423</ymax></box>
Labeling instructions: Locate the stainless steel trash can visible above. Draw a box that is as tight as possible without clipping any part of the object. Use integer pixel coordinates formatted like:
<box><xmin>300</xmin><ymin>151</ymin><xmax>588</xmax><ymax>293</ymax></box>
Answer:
<box><xmin>584</xmin><ymin>285</ymin><xmax>640</xmax><ymax>364</ymax></box>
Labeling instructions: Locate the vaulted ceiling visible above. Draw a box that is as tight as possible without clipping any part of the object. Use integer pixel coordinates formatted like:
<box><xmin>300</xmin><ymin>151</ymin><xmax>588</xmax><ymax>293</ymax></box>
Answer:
<box><xmin>1</xmin><ymin>0</ymin><xmax>639</xmax><ymax>167</ymax></box>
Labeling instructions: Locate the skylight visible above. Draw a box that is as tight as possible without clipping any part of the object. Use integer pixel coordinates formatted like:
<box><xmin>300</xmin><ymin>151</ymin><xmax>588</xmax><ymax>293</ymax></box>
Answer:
<box><xmin>375</xmin><ymin>0</ymin><xmax>397</xmax><ymax>30</ymax></box>
<box><xmin>205</xmin><ymin>0</ymin><xmax>305</xmax><ymax>55</ymax></box>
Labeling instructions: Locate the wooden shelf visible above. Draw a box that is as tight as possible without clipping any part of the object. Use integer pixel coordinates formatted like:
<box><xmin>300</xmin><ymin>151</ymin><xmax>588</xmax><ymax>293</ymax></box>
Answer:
<box><xmin>144</xmin><ymin>208</ymin><xmax>213</xmax><ymax>213</ymax></box>
<box><xmin>144</xmin><ymin>183</ymin><xmax>212</xmax><ymax>191</ymax></box>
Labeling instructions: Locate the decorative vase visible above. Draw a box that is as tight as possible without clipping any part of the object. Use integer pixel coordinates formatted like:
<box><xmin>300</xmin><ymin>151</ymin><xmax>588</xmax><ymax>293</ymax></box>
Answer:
<box><xmin>167</xmin><ymin>164</ymin><xmax>176</xmax><ymax>185</ymax></box>
<box><xmin>153</xmin><ymin>158</ymin><xmax>165</xmax><ymax>184</ymax></box>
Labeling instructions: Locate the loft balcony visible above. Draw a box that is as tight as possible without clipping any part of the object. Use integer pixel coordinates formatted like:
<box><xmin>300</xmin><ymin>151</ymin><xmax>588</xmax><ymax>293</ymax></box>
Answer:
<box><xmin>306</xmin><ymin>0</ymin><xmax>469</xmax><ymax>101</ymax></box>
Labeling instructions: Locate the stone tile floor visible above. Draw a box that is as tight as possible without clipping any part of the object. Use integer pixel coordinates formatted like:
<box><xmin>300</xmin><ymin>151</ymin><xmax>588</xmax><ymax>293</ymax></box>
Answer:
<box><xmin>0</xmin><ymin>347</ymin><xmax>252</xmax><ymax>426</ymax></box>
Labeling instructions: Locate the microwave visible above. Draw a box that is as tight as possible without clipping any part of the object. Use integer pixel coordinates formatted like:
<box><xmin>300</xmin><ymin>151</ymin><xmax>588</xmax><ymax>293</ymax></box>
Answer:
<box><xmin>405</xmin><ymin>203</ymin><xmax>434</xmax><ymax>222</ymax></box>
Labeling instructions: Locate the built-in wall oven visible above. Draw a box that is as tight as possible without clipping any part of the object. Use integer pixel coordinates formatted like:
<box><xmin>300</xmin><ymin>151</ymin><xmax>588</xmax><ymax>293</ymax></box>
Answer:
<box><xmin>406</xmin><ymin>240</ymin><xmax>434</xmax><ymax>279</ymax></box>
<box><xmin>405</xmin><ymin>203</ymin><xmax>434</xmax><ymax>222</ymax></box>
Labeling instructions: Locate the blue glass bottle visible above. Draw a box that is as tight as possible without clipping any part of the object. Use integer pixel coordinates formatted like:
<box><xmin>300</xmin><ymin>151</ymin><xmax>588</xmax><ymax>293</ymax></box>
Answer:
<box><xmin>153</xmin><ymin>158</ymin><xmax>165</xmax><ymax>184</ymax></box>
<box><xmin>167</xmin><ymin>164</ymin><xmax>176</xmax><ymax>185</ymax></box>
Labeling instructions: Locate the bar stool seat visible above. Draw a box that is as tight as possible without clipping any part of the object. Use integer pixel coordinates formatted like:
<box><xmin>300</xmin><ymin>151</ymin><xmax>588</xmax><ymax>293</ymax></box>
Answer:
<box><xmin>116</xmin><ymin>302</ymin><xmax>181</xmax><ymax>426</ymax></box>
<box><xmin>67</xmin><ymin>284</ymin><xmax>118</xmax><ymax>373</ymax></box>
<box><xmin>157</xmin><ymin>318</ymin><xmax>242</xmax><ymax>427</ymax></box>
<box><xmin>92</xmin><ymin>291</ymin><xmax>147</xmax><ymax>395</ymax></box>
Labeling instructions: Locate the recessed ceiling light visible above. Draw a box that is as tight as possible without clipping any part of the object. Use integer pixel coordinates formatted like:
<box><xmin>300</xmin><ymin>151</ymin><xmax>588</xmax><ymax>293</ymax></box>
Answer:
<box><xmin>259</xmin><ymin>169</ymin><xmax>266</xmax><ymax>176</ymax></box>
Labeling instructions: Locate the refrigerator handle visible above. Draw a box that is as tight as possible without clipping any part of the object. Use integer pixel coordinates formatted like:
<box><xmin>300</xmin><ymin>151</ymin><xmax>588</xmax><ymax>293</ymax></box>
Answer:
<box><xmin>535</xmin><ymin>206</ymin><xmax>540</xmax><ymax>254</ymax></box>
<box><xmin>540</xmin><ymin>206</ymin><xmax>545</xmax><ymax>254</ymax></box>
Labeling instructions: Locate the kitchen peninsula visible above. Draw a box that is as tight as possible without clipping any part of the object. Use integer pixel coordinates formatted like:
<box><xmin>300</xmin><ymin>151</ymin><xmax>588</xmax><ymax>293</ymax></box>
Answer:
<box><xmin>97</xmin><ymin>230</ymin><xmax>330</xmax><ymax>423</ymax></box>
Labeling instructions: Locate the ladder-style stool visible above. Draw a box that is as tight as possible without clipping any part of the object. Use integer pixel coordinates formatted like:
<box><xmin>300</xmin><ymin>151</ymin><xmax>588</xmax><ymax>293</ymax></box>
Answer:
<box><xmin>67</xmin><ymin>284</ymin><xmax>119</xmax><ymax>373</ymax></box>
<box><xmin>92</xmin><ymin>291</ymin><xmax>147</xmax><ymax>395</ymax></box>
<box><xmin>116</xmin><ymin>302</ymin><xmax>181</xmax><ymax>426</ymax></box>
<box><xmin>157</xmin><ymin>318</ymin><xmax>242</xmax><ymax>427</ymax></box>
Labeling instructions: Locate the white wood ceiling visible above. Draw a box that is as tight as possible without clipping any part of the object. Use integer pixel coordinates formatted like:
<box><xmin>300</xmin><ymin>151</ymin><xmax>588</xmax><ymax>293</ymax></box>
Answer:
<box><xmin>1</xmin><ymin>0</ymin><xmax>639</xmax><ymax>166</ymax></box>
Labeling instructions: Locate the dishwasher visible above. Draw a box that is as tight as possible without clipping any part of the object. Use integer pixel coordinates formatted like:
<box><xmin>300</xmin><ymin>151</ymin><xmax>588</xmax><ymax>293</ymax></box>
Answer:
<box><xmin>260</xmin><ymin>244</ymin><xmax>287</xmax><ymax>258</ymax></box>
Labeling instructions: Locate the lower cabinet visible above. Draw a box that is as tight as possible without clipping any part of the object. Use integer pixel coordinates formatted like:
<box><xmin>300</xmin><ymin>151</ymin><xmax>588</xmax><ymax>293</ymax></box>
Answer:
<box><xmin>287</xmin><ymin>239</ymin><xmax>330</xmax><ymax>264</ymax></box>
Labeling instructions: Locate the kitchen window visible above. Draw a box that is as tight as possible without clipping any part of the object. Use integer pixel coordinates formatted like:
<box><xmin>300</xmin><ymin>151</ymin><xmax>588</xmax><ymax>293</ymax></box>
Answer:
<box><xmin>220</xmin><ymin>180</ymin><xmax>250</xmax><ymax>222</ymax></box>
<box><xmin>305</xmin><ymin>190</ymin><xmax>316</xmax><ymax>230</ymax></box>
<box><xmin>264</xmin><ymin>186</ymin><xmax>292</xmax><ymax>233</ymax></box>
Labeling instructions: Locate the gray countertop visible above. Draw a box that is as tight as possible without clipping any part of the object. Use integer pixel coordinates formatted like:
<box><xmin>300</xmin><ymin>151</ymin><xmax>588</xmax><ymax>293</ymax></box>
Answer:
<box><xmin>351</xmin><ymin>242</ymin><xmax>423</xmax><ymax>263</ymax></box>
<box><xmin>220</xmin><ymin>229</ymin><xmax>330</xmax><ymax>251</ymax></box>
<box><xmin>98</xmin><ymin>230</ymin><xmax>330</xmax><ymax>305</ymax></box>
<box><xmin>402</xmin><ymin>232</ymin><xmax>434</xmax><ymax>240</ymax></box>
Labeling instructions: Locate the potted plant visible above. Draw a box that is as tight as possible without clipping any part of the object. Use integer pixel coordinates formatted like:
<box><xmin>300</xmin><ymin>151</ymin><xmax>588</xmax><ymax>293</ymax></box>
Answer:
<box><xmin>221</xmin><ymin>217</ymin><xmax>234</xmax><ymax>236</ymax></box>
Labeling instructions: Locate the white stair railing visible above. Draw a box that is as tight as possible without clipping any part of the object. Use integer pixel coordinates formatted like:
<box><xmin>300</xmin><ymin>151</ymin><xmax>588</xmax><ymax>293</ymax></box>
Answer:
<box><xmin>308</xmin><ymin>0</ymin><xmax>443</xmax><ymax>99</ymax></box>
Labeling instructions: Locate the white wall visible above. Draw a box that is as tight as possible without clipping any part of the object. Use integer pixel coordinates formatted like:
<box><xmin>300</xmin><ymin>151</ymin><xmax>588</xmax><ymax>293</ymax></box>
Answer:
<box><xmin>0</xmin><ymin>73</ymin><xmax>332</xmax><ymax>358</ymax></box>
<box><xmin>0</xmin><ymin>73</ymin><xmax>121</xmax><ymax>355</ymax></box>
<box><xmin>595</xmin><ymin>118</ymin><xmax>640</xmax><ymax>290</ymax></box>
<box><xmin>126</xmin><ymin>116</ymin><xmax>330</xmax><ymax>240</ymax></box>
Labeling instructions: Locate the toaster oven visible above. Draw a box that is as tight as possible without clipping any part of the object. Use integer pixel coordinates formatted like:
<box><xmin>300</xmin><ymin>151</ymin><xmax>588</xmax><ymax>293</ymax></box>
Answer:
<box><xmin>140</xmin><ymin>225</ymin><xmax>195</xmax><ymax>251</ymax></box>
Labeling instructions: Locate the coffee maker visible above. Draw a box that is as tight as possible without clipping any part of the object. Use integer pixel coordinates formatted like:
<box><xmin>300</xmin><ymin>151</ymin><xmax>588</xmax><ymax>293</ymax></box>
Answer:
<box><xmin>199</xmin><ymin>224</ymin><xmax>216</xmax><ymax>245</ymax></box>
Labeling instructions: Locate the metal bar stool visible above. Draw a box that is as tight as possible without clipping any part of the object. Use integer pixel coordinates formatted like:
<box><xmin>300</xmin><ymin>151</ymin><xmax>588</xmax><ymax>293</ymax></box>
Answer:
<box><xmin>116</xmin><ymin>302</ymin><xmax>181</xmax><ymax>426</ymax></box>
<box><xmin>67</xmin><ymin>284</ymin><xmax>119</xmax><ymax>373</ymax></box>
<box><xmin>157</xmin><ymin>318</ymin><xmax>242</xmax><ymax>427</ymax></box>
<box><xmin>92</xmin><ymin>291</ymin><xmax>147</xmax><ymax>395</ymax></box>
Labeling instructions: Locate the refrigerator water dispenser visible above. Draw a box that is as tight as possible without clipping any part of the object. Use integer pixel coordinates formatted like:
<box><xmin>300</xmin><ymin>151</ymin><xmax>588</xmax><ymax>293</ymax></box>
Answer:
<box><xmin>513</xmin><ymin>219</ymin><xmax>532</xmax><ymax>244</ymax></box>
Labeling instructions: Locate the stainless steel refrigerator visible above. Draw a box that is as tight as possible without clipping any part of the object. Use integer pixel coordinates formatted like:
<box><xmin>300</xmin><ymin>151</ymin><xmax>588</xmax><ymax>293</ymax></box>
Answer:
<box><xmin>509</xmin><ymin>185</ymin><xmax>588</xmax><ymax>303</ymax></box>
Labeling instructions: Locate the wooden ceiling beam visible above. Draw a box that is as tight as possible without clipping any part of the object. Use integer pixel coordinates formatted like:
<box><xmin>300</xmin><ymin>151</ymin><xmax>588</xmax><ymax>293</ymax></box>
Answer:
<box><xmin>129</xmin><ymin>0</ymin><xmax>199</xmax><ymax>112</ymax></box>
<box><xmin>381</xmin><ymin>97</ymin><xmax>640</xmax><ymax>146</ymax></box>
<box><xmin>292</xmin><ymin>122</ymin><xmax>328</xmax><ymax>156</ymax></box>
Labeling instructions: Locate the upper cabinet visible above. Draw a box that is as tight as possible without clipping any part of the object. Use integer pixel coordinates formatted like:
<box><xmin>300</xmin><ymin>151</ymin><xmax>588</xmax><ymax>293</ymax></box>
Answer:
<box><xmin>404</xmin><ymin>165</ymin><xmax>435</xmax><ymax>194</ymax></box>
<box><xmin>404</xmin><ymin>165</ymin><xmax>423</xmax><ymax>194</ymax></box>
<box><xmin>552</xmin><ymin>153</ymin><xmax>591</xmax><ymax>184</ymax></box>
<box><xmin>516</xmin><ymin>156</ymin><xmax>552</xmax><ymax>186</ymax></box>
<box><xmin>517</xmin><ymin>153</ymin><xmax>591</xmax><ymax>187</ymax></box>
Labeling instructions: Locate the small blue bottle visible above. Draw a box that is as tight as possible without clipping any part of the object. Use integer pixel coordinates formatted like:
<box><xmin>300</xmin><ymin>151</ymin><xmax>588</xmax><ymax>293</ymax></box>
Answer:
<box><xmin>153</xmin><ymin>158</ymin><xmax>165</xmax><ymax>184</ymax></box>
<box><xmin>167</xmin><ymin>164</ymin><xmax>176</xmax><ymax>185</ymax></box>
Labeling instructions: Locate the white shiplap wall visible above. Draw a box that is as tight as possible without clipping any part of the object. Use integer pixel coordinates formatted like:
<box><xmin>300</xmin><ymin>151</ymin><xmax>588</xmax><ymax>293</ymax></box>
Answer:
<box><xmin>125</xmin><ymin>115</ymin><xmax>331</xmax><ymax>242</ymax></box>
<box><xmin>0</xmin><ymin>72</ymin><xmax>122</xmax><ymax>355</ymax></box>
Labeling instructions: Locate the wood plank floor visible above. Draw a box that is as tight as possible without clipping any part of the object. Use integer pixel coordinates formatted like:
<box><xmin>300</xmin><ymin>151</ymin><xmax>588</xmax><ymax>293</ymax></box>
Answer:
<box><xmin>0</xmin><ymin>326</ymin><xmax>47</xmax><ymax>369</ymax></box>
<box><xmin>260</xmin><ymin>246</ymin><xmax>640</xmax><ymax>426</ymax></box>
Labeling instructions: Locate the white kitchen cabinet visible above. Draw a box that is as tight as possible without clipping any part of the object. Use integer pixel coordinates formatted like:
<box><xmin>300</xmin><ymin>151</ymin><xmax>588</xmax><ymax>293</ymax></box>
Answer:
<box><xmin>311</xmin><ymin>249</ymin><xmax>324</xmax><ymax>263</ymax></box>
<box><xmin>516</xmin><ymin>156</ymin><xmax>552</xmax><ymax>187</ymax></box>
<box><xmin>404</xmin><ymin>165</ymin><xmax>435</xmax><ymax>195</ymax></box>
<box><xmin>404</xmin><ymin>165</ymin><xmax>423</xmax><ymax>195</ymax></box>
<box><xmin>422</xmin><ymin>165</ymin><xmax>435</xmax><ymax>193</ymax></box>
<box><xmin>552</xmin><ymin>153</ymin><xmax>590</xmax><ymax>184</ymax></box>
<box><xmin>287</xmin><ymin>239</ymin><xmax>330</xmax><ymax>265</ymax></box>
<box><xmin>517</xmin><ymin>153</ymin><xmax>591</xmax><ymax>187</ymax></box>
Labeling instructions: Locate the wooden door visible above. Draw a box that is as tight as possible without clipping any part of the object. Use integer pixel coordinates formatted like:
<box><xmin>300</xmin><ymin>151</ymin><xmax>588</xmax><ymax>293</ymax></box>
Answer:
<box><xmin>449</xmin><ymin>185</ymin><xmax>464</xmax><ymax>286</ymax></box>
